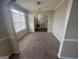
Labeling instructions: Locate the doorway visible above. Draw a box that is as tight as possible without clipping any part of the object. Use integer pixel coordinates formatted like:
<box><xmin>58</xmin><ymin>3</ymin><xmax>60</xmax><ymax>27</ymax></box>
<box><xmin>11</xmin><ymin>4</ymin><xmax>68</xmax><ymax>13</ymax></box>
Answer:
<box><xmin>34</xmin><ymin>14</ymin><xmax>48</xmax><ymax>32</ymax></box>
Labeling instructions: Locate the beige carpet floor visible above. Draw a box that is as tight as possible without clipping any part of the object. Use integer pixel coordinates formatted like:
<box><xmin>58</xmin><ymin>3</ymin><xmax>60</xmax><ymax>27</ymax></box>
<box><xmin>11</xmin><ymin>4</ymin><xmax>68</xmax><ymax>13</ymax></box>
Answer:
<box><xmin>9</xmin><ymin>32</ymin><xmax>60</xmax><ymax>59</ymax></box>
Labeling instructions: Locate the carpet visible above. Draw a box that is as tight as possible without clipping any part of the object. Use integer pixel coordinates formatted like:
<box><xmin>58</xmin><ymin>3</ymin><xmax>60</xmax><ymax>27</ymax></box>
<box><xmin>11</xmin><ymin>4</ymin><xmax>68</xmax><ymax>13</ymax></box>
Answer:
<box><xmin>10</xmin><ymin>32</ymin><xmax>60</xmax><ymax>59</ymax></box>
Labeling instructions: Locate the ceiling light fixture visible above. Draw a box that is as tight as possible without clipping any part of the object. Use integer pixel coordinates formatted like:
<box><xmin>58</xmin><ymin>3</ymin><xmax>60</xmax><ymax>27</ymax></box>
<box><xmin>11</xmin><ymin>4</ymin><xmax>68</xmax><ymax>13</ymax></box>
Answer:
<box><xmin>36</xmin><ymin>1</ymin><xmax>42</xmax><ymax>11</ymax></box>
<box><xmin>34</xmin><ymin>0</ymin><xmax>42</xmax><ymax>21</ymax></box>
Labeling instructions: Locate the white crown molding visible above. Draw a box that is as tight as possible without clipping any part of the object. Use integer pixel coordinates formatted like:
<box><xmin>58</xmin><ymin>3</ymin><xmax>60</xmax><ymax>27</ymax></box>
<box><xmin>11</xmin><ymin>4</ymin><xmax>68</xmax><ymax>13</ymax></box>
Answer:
<box><xmin>54</xmin><ymin>0</ymin><xmax>65</xmax><ymax>10</ymax></box>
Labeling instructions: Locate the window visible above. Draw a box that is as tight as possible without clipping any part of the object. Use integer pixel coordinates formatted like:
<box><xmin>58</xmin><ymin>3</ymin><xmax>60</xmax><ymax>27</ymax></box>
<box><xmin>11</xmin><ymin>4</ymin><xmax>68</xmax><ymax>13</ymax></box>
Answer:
<box><xmin>11</xmin><ymin>9</ymin><xmax>26</xmax><ymax>33</ymax></box>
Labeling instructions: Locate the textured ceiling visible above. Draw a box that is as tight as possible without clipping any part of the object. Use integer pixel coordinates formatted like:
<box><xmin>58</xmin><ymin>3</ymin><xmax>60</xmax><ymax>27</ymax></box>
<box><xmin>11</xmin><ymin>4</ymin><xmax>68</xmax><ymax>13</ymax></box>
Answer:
<box><xmin>16</xmin><ymin>0</ymin><xmax>63</xmax><ymax>11</ymax></box>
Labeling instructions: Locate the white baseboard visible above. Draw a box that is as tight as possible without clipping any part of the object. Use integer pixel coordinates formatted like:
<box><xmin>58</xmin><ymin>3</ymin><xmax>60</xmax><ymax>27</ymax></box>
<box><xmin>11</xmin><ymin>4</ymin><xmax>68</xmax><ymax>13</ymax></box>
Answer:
<box><xmin>58</xmin><ymin>54</ymin><xmax>77</xmax><ymax>59</ymax></box>
<box><xmin>0</xmin><ymin>36</ymin><xmax>8</xmax><ymax>42</ymax></box>
<box><xmin>60</xmin><ymin>57</ymin><xmax>78</xmax><ymax>59</ymax></box>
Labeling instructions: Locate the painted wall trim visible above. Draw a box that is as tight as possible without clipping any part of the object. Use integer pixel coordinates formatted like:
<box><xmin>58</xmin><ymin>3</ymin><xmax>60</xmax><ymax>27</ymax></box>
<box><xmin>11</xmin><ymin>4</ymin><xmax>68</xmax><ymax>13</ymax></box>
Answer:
<box><xmin>51</xmin><ymin>32</ymin><xmax>60</xmax><ymax>42</ymax></box>
<box><xmin>0</xmin><ymin>36</ymin><xmax>8</xmax><ymax>42</ymax></box>
<box><xmin>60</xmin><ymin>57</ymin><xmax>78</xmax><ymax>59</ymax></box>
<box><xmin>58</xmin><ymin>54</ymin><xmax>78</xmax><ymax>59</ymax></box>
<box><xmin>58</xmin><ymin>0</ymin><xmax>73</xmax><ymax>57</ymax></box>
<box><xmin>55</xmin><ymin>0</ymin><xmax>65</xmax><ymax>10</ymax></box>
<box><xmin>65</xmin><ymin>39</ymin><xmax>78</xmax><ymax>42</ymax></box>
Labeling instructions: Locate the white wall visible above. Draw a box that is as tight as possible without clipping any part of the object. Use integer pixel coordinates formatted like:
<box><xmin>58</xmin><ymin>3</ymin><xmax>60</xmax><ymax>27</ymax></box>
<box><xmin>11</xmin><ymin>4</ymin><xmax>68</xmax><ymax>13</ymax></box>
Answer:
<box><xmin>0</xmin><ymin>1</ymin><xmax>19</xmax><ymax>57</ymax></box>
<box><xmin>28</xmin><ymin>10</ymin><xmax>54</xmax><ymax>32</ymax></box>
<box><xmin>0</xmin><ymin>3</ymin><xmax>29</xmax><ymax>57</ymax></box>
<box><xmin>1</xmin><ymin>5</ymin><xmax>19</xmax><ymax>56</ymax></box>
<box><xmin>28</xmin><ymin>13</ymin><xmax>35</xmax><ymax>32</ymax></box>
<box><xmin>0</xmin><ymin>5</ymin><xmax>13</xmax><ymax>56</ymax></box>
<box><xmin>10</xmin><ymin>4</ymin><xmax>29</xmax><ymax>40</ymax></box>
<box><xmin>60</xmin><ymin>0</ymin><xmax>78</xmax><ymax>58</ymax></box>
<box><xmin>0</xmin><ymin>5</ymin><xmax>8</xmax><ymax>38</ymax></box>
<box><xmin>0</xmin><ymin>38</ymin><xmax>12</xmax><ymax>56</ymax></box>
<box><xmin>52</xmin><ymin>0</ymin><xmax>78</xmax><ymax>58</ymax></box>
<box><xmin>61</xmin><ymin>41</ymin><xmax>78</xmax><ymax>58</ymax></box>
<box><xmin>65</xmin><ymin>0</ymin><xmax>78</xmax><ymax>40</ymax></box>
<box><xmin>52</xmin><ymin>0</ymin><xmax>68</xmax><ymax>42</ymax></box>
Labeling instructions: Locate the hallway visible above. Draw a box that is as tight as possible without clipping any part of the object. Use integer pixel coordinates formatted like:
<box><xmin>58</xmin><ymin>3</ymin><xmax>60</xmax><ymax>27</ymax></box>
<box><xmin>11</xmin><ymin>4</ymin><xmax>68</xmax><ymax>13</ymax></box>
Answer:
<box><xmin>0</xmin><ymin>0</ymin><xmax>78</xmax><ymax>59</ymax></box>
<box><xmin>10</xmin><ymin>32</ymin><xmax>60</xmax><ymax>59</ymax></box>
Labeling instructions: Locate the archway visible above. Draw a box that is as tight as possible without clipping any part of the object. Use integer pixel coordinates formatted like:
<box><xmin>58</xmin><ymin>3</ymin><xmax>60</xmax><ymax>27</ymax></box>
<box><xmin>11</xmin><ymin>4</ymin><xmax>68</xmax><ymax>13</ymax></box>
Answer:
<box><xmin>34</xmin><ymin>14</ymin><xmax>48</xmax><ymax>32</ymax></box>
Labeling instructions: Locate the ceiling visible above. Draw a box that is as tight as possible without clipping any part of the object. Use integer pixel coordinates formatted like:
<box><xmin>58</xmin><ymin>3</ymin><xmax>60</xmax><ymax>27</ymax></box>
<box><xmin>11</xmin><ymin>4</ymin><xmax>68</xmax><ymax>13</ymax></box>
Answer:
<box><xmin>16</xmin><ymin>0</ymin><xmax>63</xmax><ymax>11</ymax></box>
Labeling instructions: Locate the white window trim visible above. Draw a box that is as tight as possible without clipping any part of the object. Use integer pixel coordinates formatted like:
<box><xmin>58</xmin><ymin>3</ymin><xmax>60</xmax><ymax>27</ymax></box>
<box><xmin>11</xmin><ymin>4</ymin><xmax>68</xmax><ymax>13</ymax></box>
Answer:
<box><xmin>11</xmin><ymin>9</ymin><xmax>26</xmax><ymax>33</ymax></box>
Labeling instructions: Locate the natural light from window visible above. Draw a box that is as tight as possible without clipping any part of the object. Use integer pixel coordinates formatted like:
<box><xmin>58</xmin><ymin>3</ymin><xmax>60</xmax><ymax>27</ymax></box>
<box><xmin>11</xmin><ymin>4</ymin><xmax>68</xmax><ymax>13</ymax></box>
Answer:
<box><xmin>11</xmin><ymin>9</ymin><xmax>26</xmax><ymax>33</ymax></box>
